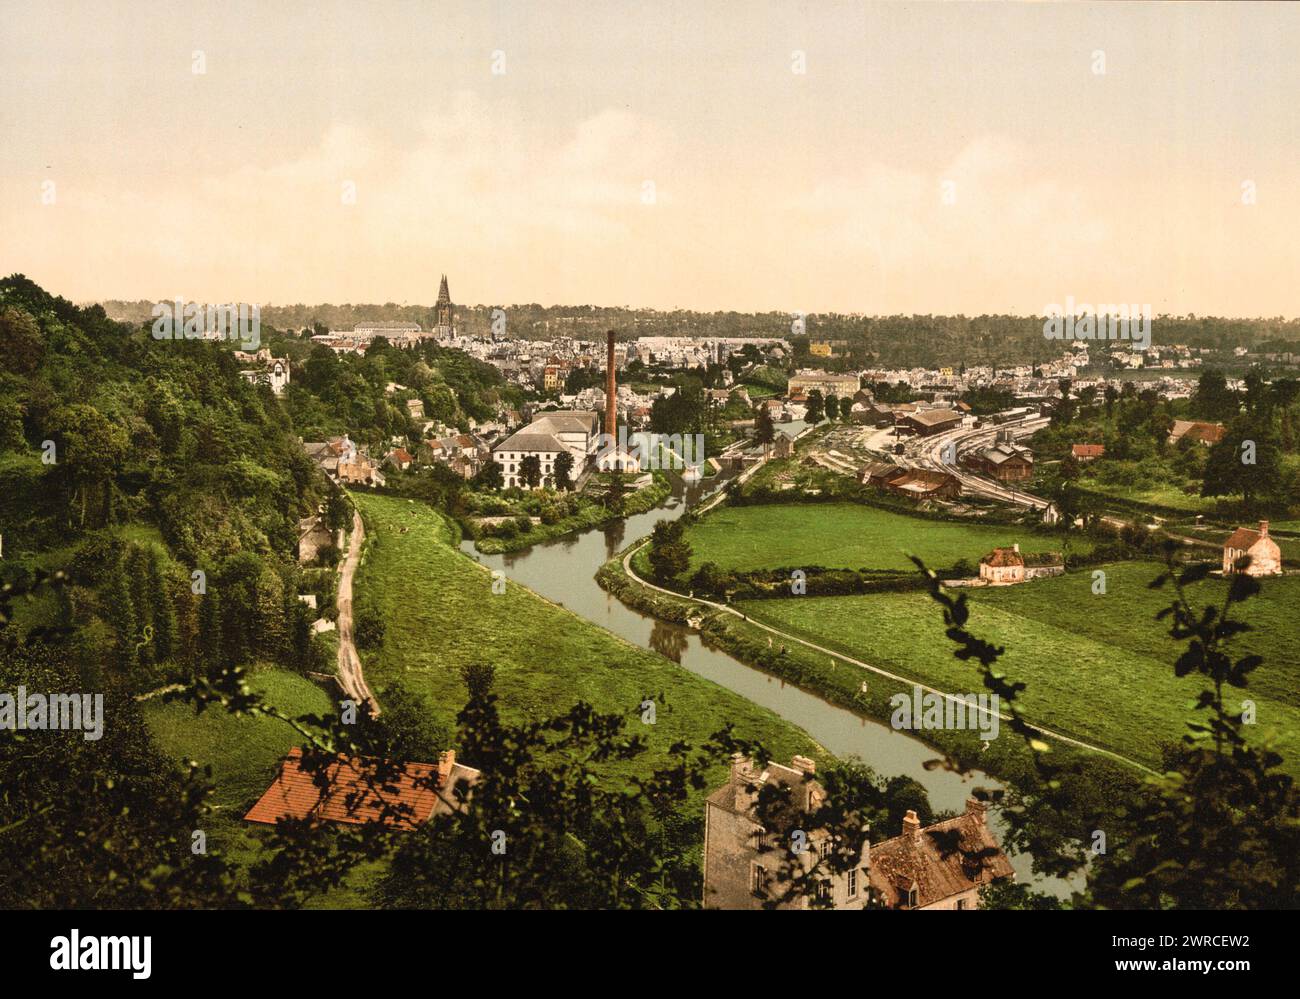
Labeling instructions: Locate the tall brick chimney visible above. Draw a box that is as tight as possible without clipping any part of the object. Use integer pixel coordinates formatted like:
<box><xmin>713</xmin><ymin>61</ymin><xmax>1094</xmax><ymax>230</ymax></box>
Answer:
<box><xmin>1260</xmin><ymin>520</ymin><xmax>1270</xmax><ymax>538</ymax></box>
<box><xmin>605</xmin><ymin>330</ymin><xmax>617</xmax><ymax>439</ymax></box>
<box><xmin>902</xmin><ymin>809</ymin><xmax>921</xmax><ymax>840</ymax></box>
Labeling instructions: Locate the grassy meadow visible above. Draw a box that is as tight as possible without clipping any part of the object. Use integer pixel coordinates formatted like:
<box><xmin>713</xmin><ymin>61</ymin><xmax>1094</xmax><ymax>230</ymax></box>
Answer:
<box><xmin>679</xmin><ymin>502</ymin><xmax>1091</xmax><ymax>575</ymax></box>
<box><xmin>351</xmin><ymin>492</ymin><xmax>821</xmax><ymax>789</ymax></box>
<box><xmin>736</xmin><ymin>563</ymin><xmax>1300</xmax><ymax>773</ymax></box>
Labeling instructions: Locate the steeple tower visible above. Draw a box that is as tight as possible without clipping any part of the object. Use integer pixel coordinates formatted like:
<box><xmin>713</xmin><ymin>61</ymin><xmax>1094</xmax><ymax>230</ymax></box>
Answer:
<box><xmin>435</xmin><ymin>274</ymin><xmax>454</xmax><ymax>338</ymax></box>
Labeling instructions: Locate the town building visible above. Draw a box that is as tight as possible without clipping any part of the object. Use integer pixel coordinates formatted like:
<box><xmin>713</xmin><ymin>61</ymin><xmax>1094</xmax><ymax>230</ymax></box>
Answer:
<box><xmin>966</xmin><ymin>439</ymin><xmax>1034</xmax><ymax>482</ymax></box>
<box><xmin>1169</xmin><ymin>420</ymin><xmax>1226</xmax><ymax>446</ymax></box>
<box><xmin>703</xmin><ymin>755</ymin><xmax>870</xmax><ymax>910</ymax></box>
<box><xmin>904</xmin><ymin>409</ymin><xmax>963</xmax><ymax>436</ymax></box>
<box><xmin>1223</xmin><ymin>521</ymin><xmax>1283</xmax><ymax>576</ymax></box>
<box><xmin>1071</xmin><ymin>443</ymin><xmax>1105</xmax><ymax>461</ymax></box>
<box><xmin>885</xmin><ymin>468</ymin><xmax>961</xmax><ymax>501</ymax></box>
<box><xmin>244</xmin><ymin>748</ymin><xmax>480</xmax><ymax>829</ymax></box>
<box><xmin>702</xmin><ymin>754</ymin><xmax>1013</xmax><ymax>909</ymax></box>
<box><xmin>492</xmin><ymin>410</ymin><xmax>599</xmax><ymax>489</ymax></box>
<box><xmin>787</xmin><ymin>369</ymin><xmax>860</xmax><ymax>398</ymax></box>
<box><xmin>337</xmin><ymin>455</ymin><xmax>386</xmax><ymax>487</ymax></box>
<box><xmin>296</xmin><ymin>514</ymin><xmax>337</xmax><ymax>564</ymax></box>
<box><xmin>239</xmin><ymin>354</ymin><xmax>292</xmax><ymax>396</ymax></box>
<box><xmin>860</xmin><ymin>460</ymin><xmax>907</xmax><ymax>489</ymax></box>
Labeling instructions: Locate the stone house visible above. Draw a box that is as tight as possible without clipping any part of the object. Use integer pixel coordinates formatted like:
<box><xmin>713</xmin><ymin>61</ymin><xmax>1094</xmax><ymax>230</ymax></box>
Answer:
<box><xmin>1223</xmin><ymin>521</ymin><xmax>1282</xmax><ymax>576</ymax></box>
<box><xmin>703</xmin><ymin>755</ymin><xmax>870</xmax><ymax>910</ymax></box>
<box><xmin>865</xmin><ymin>800</ymin><xmax>1015</xmax><ymax>909</ymax></box>
<box><xmin>337</xmin><ymin>456</ymin><xmax>385</xmax><ymax>488</ymax></box>
<box><xmin>1169</xmin><ymin>420</ymin><xmax>1226</xmax><ymax>446</ymax></box>
<box><xmin>979</xmin><ymin>544</ymin><xmax>1025</xmax><ymax>584</ymax></box>
<box><xmin>703</xmin><ymin>754</ymin><xmax>1013</xmax><ymax>909</ymax></box>
<box><xmin>297</xmin><ymin>515</ymin><xmax>336</xmax><ymax>564</ymax></box>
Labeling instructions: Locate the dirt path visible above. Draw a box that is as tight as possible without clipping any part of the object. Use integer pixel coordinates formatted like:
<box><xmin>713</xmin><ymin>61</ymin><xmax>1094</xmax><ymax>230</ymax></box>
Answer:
<box><xmin>336</xmin><ymin>509</ymin><xmax>379</xmax><ymax>716</ymax></box>
<box><xmin>621</xmin><ymin>540</ymin><xmax>1155</xmax><ymax>776</ymax></box>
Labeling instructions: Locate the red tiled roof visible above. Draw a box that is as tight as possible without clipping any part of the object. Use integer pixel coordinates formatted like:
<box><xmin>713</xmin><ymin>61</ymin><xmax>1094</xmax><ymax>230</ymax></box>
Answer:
<box><xmin>1224</xmin><ymin>527</ymin><xmax>1262</xmax><ymax>550</ymax></box>
<box><xmin>1071</xmin><ymin>444</ymin><xmax>1105</xmax><ymax>458</ymax></box>
<box><xmin>980</xmin><ymin>546</ymin><xmax>1025</xmax><ymax>568</ymax></box>
<box><xmin>1170</xmin><ymin>420</ymin><xmax>1225</xmax><ymax>444</ymax></box>
<box><xmin>244</xmin><ymin>748</ymin><xmax>445</xmax><ymax>829</ymax></box>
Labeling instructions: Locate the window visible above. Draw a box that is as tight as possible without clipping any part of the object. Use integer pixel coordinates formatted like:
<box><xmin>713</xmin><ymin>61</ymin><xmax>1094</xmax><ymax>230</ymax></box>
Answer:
<box><xmin>751</xmin><ymin>864</ymin><xmax>768</xmax><ymax>897</ymax></box>
<box><xmin>846</xmin><ymin>868</ymin><xmax>857</xmax><ymax>898</ymax></box>
<box><xmin>956</xmin><ymin>898</ymin><xmax>968</xmax><ymax>910</ymax></box>
<box><xmin>907</xmin><ymin>887</ymin><xmax>919</xmax><ymax>908</ymax></box>
<box><xmin>817</xmin><ymin>880</ymin><xmax>832</xmax><ymax>903</ymax></box>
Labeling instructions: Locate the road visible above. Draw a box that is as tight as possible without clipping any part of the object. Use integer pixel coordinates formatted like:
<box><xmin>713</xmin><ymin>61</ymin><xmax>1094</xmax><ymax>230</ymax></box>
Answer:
<box><xmin>621</xmin><ymin>539</ymin><xmax>1154</xmax><ymax>776</ymax></box>
<box><xmin>336</xmin><ymin>509</ymin><xmax>379</xmax><ymax>717</ymax></box>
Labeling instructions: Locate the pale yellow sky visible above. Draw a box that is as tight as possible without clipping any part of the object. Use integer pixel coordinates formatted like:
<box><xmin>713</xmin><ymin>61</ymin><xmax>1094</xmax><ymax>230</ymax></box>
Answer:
<box><xmin>2</xmin><ymin>0</ymin><xmax>1298</xmax><ymax>316</ymax></box>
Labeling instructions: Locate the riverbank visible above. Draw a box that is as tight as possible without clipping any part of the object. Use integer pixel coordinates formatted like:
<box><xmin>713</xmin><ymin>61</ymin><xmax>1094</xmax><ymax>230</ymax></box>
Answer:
<box><xmin>597</xmin><ymin>542</ymin><xmax>1144</xmax><ymax>813</ymax></box>
<box><xmin>467</xmin><ymin>471</ymin><xmax>672</xmax><ymax>554</ymax></box>
<box><xmin>350</xmin><ymin>491</ymin><xmax>825</xmax><ymax>792</ymax></box>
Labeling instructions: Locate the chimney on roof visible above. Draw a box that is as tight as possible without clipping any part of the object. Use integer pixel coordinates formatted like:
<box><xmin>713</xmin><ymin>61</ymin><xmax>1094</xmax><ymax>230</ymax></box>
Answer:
<box><xmin>437</xmin><ymin>749</ymin><xmax>455</xmax><ymax>785</ymax></box>
<box><xmin>730</xmin><ymin>752</ymin><xmax>752</xmax><ymax>784</ymax></box>
<box><xmin>1013</xmin><ymin>543</ymin><xmax>1020</xmax><ymax>553</ymax></box>
<box><xmin>790</xmin><ymin>755</ymin><xmax>816</xmax><ymax>776</ymax></box>
<box><xmin>966</xmin><ymin>796</ymin><xmax>988</xmax><ymax>824</ymax></box>
<box><xmin>1260</xmin><ymin>520</ymin><xmax>1269</xmax><ymax>537</ymax></box>
<box><xmin>605</xmin><ymin>330</ymin><xmax>617</xmax><ymax>440</ymax></box>
<box><xmin>902</xmin><ymin>809</ymin><xmax>921</xmax><ymax>840</ymax></box>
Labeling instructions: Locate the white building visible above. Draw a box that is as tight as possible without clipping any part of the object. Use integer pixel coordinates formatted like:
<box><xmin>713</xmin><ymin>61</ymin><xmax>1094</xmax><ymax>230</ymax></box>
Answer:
<box><xmin>491</xmin><ymin>410</ymin><xmax>599</xmax><ymax>489</ymax></box>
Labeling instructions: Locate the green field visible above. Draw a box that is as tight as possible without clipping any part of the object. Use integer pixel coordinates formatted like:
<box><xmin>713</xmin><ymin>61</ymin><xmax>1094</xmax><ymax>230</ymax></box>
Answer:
<box><xmin>1077</xmin><ymin>480</ymin><xmax>1218</xmax><ymax>514</ymax></box>
<box><xmin>145</xmin><ymin>665</ymin><xmax>333</xmax><ymax>809</ymax></box>
<box><xmin>352</xmin><ymin>493</ymin><xmax>821</xmax><ymax>789</ymax></box>
<box><xmin>681</xmin><ymin>502</ymin><xmax>1090</xmax><ymax>574</ymax></box>
<box><xmin>736</xmin><ymin>563</ymin><xmax>1300</xmax><ymax>773</ymax></box>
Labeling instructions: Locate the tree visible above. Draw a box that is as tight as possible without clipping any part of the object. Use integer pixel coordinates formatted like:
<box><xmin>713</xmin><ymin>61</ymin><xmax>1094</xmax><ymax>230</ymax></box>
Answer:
<box><xmin>474</xmin><ymin>458</ymin><xmax>504</xmax><ymax>491</ymax></box>
<box><xmin>0</xmin><ymin>397</ymin><xmax>24</xmax><ymax>452</ymax></box>
<box><xmin>519</xmin><ymin>455</ymin><xmax>542</xmax><ymax>489</ymax></box>
<box><xmin>606</xmin><ymin>471</ymin><xmax>627</xmax><ymax>513</ymax></box>
<box><xmin>48</xmin><ymin>403</ymin><xmax>130</xmax><ymax>529</ymax></box>
<box><xmin>553</xmin><ymin>451</ymin><xmax>574</xmax><ymax>491</ymax></box>
<box><xmin>755</xmin><ymin>405</ymin><xmax>775</xmax><ymax>452</ymax></box>
<box><xmin>648</xmin><ymin>519</ymin><xmax>692</xmax><ymax>583</ymax></box>
<box><xmin>1201</xmin><ymin>416</ymin><xmax>1282</xmax><ymax>510</ymax></box>
<box><xmin>1192</xmin><ymin>369</ymin><xmax>1238</xmax><ymax>422</ymax></box>
<box><xmin>0</xmin><ymin>305</ymin><xmax>44</xmax><ymax>375</ymax></box>
<box><xmin>146</xmin><ymin>546</ymin><xmax>177</xmax><ymax>663</ymax></box>
<box><xmin>824</xmin><ymin>394</ymin><xmax>839</xmax><ymax>420</ymax></box>
<box><xmin>805</xmin><ymin>389</ymin><xmax>825</xmax><ymax>423</ymax></box>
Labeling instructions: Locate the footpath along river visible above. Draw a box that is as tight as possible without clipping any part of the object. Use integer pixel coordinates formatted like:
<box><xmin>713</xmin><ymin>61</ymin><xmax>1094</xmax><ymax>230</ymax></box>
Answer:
<box><xmin>460</xmin><ymin>472</ymin><xmax>1079</xmax><ymax>898</ymax></box>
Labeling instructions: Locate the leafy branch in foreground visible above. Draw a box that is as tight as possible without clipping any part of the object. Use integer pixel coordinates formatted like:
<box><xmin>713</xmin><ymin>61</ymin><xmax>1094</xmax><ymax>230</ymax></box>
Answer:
<box><xmin>913</xmin><ymin>547</ymin><xmax>1300</xmax><ymax>909</ymax></box>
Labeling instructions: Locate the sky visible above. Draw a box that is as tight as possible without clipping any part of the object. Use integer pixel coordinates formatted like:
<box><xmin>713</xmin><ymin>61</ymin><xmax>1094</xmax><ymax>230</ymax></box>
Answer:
<box><xmin>2</xmin><ymin>0</ymin><xmax>1298</xmax><ymax>316</ymax></box>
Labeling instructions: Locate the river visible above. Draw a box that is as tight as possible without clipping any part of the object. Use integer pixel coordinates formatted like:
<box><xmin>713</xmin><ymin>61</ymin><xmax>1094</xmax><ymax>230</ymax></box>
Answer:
<box><xmin>460</xmin><ymin>472</ymin><xmax>1078</xmax><ymax>898</ymax></box>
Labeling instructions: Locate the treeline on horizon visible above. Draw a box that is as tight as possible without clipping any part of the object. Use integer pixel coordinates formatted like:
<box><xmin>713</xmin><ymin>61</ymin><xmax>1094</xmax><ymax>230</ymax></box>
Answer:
<box><xmin>99</xmin><ymin>297</ymin><xmax>1300</xmax><ymax>358</ymax></box>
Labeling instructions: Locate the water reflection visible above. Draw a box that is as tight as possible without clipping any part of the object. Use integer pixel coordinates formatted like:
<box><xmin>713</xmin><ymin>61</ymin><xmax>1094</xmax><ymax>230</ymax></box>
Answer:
<box><xmin>648</xmin><ymin>619</ymin><xmax>689</xmax><ymax>663</ymax></box>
